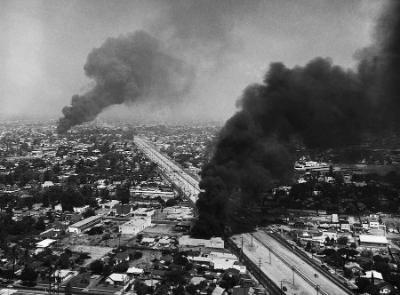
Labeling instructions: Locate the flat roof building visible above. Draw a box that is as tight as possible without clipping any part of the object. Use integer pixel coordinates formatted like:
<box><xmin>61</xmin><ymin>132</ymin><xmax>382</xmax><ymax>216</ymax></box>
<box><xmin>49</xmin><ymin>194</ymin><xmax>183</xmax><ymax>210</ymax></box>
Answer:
<box><xmin>35</xmin><ymin>238</ymin><xmax>56</xmax><ymax>254</ymax></box>
<box><xmin>178</xmin><ymin>235</ymin><xmax>224</xmax><ymax>250</ymax></box>
<box><xmin>119</xmin><ymin>216</ymin><xmax>151</xmax><ymax>235</ymax></box>
<box><xmin>67</xmin><ymin>215</ymin><xmax>102</xmax><ymax>234</ymax></box>
<box><xmin>359</xmin><ymin>234</ymin><xmax>388</xmax><ymax>248</ymax></box>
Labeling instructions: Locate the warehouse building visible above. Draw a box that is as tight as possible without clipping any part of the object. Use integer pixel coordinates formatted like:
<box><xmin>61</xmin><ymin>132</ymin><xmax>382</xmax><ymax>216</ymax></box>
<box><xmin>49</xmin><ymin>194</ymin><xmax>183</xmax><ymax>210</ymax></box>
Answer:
<box><xmin>359</xmin><ymin>234</ymin><xmax>388</xmax><ymax>248</ymax></box>
<box><xmin>119</xmin><ymin>216</ymin><xmax>152</xmax><ymax>235</ymax></box>
<box><xmin>67</xmin><ymin>215</ymin><xmax>102</xmax><ymax>234</ymax></box>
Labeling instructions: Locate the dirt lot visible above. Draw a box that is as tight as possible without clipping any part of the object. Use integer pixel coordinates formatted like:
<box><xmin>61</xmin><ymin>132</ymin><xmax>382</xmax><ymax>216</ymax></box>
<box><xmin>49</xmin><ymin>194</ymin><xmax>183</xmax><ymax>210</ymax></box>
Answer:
<box><xmin>69</xmin><ymin>245</ymin><xmax>113</xmax><ymax>266</ymax></box>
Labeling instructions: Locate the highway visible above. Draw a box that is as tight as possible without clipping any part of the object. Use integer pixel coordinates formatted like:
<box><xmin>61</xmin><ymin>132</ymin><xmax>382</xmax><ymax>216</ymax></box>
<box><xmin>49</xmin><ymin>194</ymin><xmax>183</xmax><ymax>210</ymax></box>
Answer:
<box><xmin>252</xmin><ymin>231</ymin><xmax>353</xmax><ymax>295</ymax></box>
<box><xmin>133</xmin><ymin>136</ymin><xmax>201</xmax><ymax>204</ymax></box>
<box><xmin>134</xmin><ymin>136</ymin><xmax>353</xmax><ymax>294</ymax></box>
<box><xmin>231</xmin><ymin>233</ymin><xmax>319</xmax><ymax>295</ymax></box>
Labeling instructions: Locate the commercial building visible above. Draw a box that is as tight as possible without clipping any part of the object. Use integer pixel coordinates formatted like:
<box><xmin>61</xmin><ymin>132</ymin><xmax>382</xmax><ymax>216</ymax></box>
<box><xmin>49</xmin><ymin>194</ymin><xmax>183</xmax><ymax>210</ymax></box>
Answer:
<box><xmin>129</xmin><ymin>188</ymin><xmax>175</xmax><ymax>201</ymax></box>
<box><xmin>119</xmin><ymin>216</ymin><xmax>152</xmax><ymax>235</ymax></box>
<box><xmin>359</xmin><ymin>234</ymin><xmax>388</xmax><ymax>248</ymax></box>
<box><xmin>67</xmin><ymin>215</ymin><xmax>102</xmax><ymax>234</ymax></box>
<box><xmin>105</xmin><ymin>273</ymin><xmax>129</xmax><ymax>286</ymax></box>
<box><xmin>73</xmin><ymin>205</ymin><xmax>89</xmax><ymax>214</ymax></box>
<box><xmin>178</xmin><ymin>235</ymin><xmax>224</xmax><ymax>250</ymax></box>
<box><xmin>35</xmin><ymin>238</ymin><xmax>56</xmax><ymax>254</ymax></box>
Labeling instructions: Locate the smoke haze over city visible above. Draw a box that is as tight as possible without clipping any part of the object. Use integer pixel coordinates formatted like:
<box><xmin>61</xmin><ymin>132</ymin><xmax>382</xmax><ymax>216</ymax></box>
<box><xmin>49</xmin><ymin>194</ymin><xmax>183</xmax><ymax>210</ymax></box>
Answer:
<box><xmin>1</xmin><ymin>0</ymin><xmax>382</xmax><ymax>123</ymax></box>
<box><xmin>193</xmin><ymin>0</ymin><xmax>400</xmax><ymax>236</ymax></box>
<box><xmin>4</xmin><ymin>2</ymin><xmax>400</xmax><ymax>293</ymax></box>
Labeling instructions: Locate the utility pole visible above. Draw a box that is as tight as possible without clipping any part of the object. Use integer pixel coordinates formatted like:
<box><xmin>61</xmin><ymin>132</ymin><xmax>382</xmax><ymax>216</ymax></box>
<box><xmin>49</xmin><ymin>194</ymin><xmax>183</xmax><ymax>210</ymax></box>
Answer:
<box><xmin>268</xmin><ymin>248</ymin><xmax>271</xmax><ymax>264</ymax></box>
<box><xmin>11</xmin><ymin>246</ymin><xmax>16</xmax><ymax>281</ymax></box>
<box><xmin>48</xmin><ymin>266</ymin><xmax>53</xmax><ymax>294</ymax></box>
<box><xmin>291</xmin><ymin>266</ymin><xmax>295</xmax><ymax>285</ymax></box>
<box><xmin>240</xmin><ymin>235</ymin><xmax>244</xmax><ymax>259</ymax></box>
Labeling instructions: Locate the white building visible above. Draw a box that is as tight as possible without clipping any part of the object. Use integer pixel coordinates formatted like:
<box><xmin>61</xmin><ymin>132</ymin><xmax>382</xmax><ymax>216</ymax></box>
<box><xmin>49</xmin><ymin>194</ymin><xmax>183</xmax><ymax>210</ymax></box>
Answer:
<box><xmin>54</xmin><ymin>203</ymin><xmax>63</xmax><ymax>212</ymax></box>
<box><xmin>35</xmin><ymin>238</ymin><xmax>56</xmax><ymax>254</ymax></box>
<box><xmin>178</xmin><ymin>235</ymin><xmax>224</xmax><ymax>250</ymax></box>
<box><xmin>127</xmin><ymin>266</ymin><xmax>144</xmax><ymax>275</ymax></box>
<box><xmin>359</xmin><ymin>235</ymin><xmax>388</xmax><ymax>248</ymax></box>
<box><xmin>105</xmin><ymin>273</ymin><xmax>129</xmax><ymax>285</ymax></box>
<box><xmin>369</xmin><ymin>221</ymin><xmax>380</xmax><ymax>228</ymax></box>
<box><xmin>52</xmin><ymin>270</ymin><xmax>79</xmax><ymax>283</ymax></box>
<box><xmin>130</xmin><ymin>188</ymin><xmax>175</xmax><ymax>201</ymax></box>
<box><xmin>42</xmin><ymin>181</ymin><xmax>54</xmax><ymax>188</ymax></box>
<box><xmin>101</xmin><ymin>200</ymin><xmax>120</xmax><ymax>210</ymax></box>
<box><xmin>188</xmin><ymin>251</ymin><xmax>246</xmax><ymax>273</ymax></box>
<box><xmin>67</xmin><ymin>215</ymin><xmax>102</xmax><ymax>234</ymax></box>
<box><xmin>164</xmin><ymin>206</ymin><xmax>194</xmax><ymax>220</ymax></box>
<box><xmin>119</xmin><ymin>216</ymin><xmax>151</xmax><ymax>235</ymax></box>
<box><xmin>73</xmin><ymin>205</ymin><xmax>89</xmax><ymax>214</ymax></box>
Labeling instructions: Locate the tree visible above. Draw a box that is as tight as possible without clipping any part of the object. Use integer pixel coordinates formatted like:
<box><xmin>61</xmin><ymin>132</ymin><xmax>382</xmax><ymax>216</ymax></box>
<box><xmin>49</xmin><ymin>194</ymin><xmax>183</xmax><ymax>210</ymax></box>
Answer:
<box><xmin>116</xmin><ymin>186</ymin><xmax>130</xmax><ymax>204</ymax></box>
<box><xmin>133</xmin><ymin>251</ymin><xmax>143</xmax><ymax>260</ymax></box>
<box><xmin>57</xmin><ymin>253</ymin><xmax>70</xmax><ymax>269</ymax></box>
<box><xmin>355</xmin><ymin>277</ymin><xmax>372</xmax><ymax>293</ymax></box>
<box><xmin>165</xmin><ymin>270</ymin><xmax>186</xmax><ymax>284</ymax></box>
<box><xmin>82</xmin><ymin>208</ymin><xmax>96</xmax><ymax>218</ymax></box>
<box><xmin>113</xmin><ymin>261</ymin><xmax>129</xmax><ymax>273</ymax></box>
<box><xmin>135</xmin><ymin>280</ymin><xmax>152</xmax><ymax>295</ymax></box>
<box><xmin>219</xmin><ymin>270</ymin><xmax>240</xmax><ymax>289</ymax></box>
<box><xmin>87</xmin><ymin>226</ymin><xmax>103</xmax><ymax>235</ymax></box>
<box><xmin>166</xmin><ymin>199</ymin><xmax>178</xmax><ymax>207</ymax></box>
<box><xmin>65</xmin><ymin>282</ymin><xmax>72</xmax><ymax>295</ymax></box>
<box><xmin>173</xmin><ymin>285</ymin><xmax>185</xmax><ymax>295</ymax></box>
<box><xmin>90</xmin><ymin>260</ymin><xmax>104</xmax><ymax>274</ymax></box>
<box><xmin>173</xmin><ymin>253</ymin><xmax>188</xmax><ymax>266</ymax></box>
<box><xmin>337</xmin><ymin>236</ymin><xmax>348</xmax><ymax>245</ymax></box>
<box><xmin>35</xmin><ymin>217</ymin><xmax>46</xmax><ymax>231</ymax></box>
<box><xmin>20</xmin><ymin>266</ymin><xmax>38</xmax><ymax>286</ymax></box>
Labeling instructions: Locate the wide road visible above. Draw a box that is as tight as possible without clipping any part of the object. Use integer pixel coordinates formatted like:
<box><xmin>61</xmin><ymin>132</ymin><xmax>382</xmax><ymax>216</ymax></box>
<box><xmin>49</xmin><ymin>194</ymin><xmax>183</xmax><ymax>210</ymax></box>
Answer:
<box><xmin>232</xmin><ymin>233</ymin><xmax>320</xmax><ymax>295</ymax></box>
<box><xmin>134</xmin><ymin>137</ymin><xmax>352</xmax><ymax>295</ymax></box>
<box><xmin>133</xmin><ymin>136</ymin><xmax>200</xmax><ymax>204</ymax></box>
<box><xmin>252</xmin><ymin>231</ymin><xmax>352</xmax><ymax>295</ymax></box>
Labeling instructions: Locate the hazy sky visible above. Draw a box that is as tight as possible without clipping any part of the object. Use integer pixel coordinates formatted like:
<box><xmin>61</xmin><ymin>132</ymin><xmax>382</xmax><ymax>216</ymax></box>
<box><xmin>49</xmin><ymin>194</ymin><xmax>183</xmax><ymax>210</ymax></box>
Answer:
<box><xmin>0</xmin><ymin>0</ymin><xmax>382</xmax><ymax>122</ymax></box>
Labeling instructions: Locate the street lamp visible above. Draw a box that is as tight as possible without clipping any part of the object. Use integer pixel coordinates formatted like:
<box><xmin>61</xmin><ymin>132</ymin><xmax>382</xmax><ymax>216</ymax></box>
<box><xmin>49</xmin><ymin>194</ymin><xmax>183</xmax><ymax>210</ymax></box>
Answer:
<box><xmin>315</xmin><ymin>284</ymin><xmax>320</xmax><ymax>295</ymax></box>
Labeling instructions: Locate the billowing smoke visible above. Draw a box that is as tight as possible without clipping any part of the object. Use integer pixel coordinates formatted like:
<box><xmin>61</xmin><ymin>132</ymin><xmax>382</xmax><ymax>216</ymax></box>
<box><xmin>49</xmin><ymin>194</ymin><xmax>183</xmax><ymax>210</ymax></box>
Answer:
<box><xmin>153</xmin><ymin>0</ymin><xmax>259</xmax><ymax>60</ymax></box>
<box><xmin>193</xmin><ymin>0</ymin><xmax>400</xmax><ymax>238</ymax></box>
<box><xmin>57</xmin><ymin>31</ymin><xmax>193</xmax><ymax>133</ymax></box>
<box><xmin>57</xmin><ymin>0</ymin><xmax>263</xmax><ymax>133</ymax></box>
<box><xmin>57</xmin><ymin>0</ymin><xmax>267</xmax><ymax>132</ymax></box>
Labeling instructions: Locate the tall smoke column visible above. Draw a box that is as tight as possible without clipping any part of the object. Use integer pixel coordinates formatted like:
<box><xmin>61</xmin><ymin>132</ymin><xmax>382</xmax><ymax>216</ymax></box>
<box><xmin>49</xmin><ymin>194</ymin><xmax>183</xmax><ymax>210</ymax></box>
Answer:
<box><xmin>57</xmin><ymin>31</ymin><xmax>193</xmax><ymax>133</ymax></box>
<box><xmin>57</xmin><ymin>0</ymin><xmax>263</xmax><ymax>133</ymax></box>
<box><xmin>374</xmin><ymin>0</ymin><xmax>400</xmax><ymax>124</ymax></box>
<box><xmin>193</xmin><ymin>0</ymin><xmax>400</xmax><ymax>238</ymax></box>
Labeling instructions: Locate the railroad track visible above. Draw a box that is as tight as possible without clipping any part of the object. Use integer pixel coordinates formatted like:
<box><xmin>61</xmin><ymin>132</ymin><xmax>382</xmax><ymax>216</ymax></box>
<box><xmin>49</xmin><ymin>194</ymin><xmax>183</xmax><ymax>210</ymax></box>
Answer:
<box><xmin>269</xmin><ymin>232</ymin><xmax>355</xmax><ymax>293</ymax></box>
<box><xmin>226</xmin><ymin>238</ymin><xmax>284</xmax><ymax>295</ymax></box>
<box><xmin>254</xmin><ymin>232</ymin><xmax>354</xmax><ymax>295</ymax></box>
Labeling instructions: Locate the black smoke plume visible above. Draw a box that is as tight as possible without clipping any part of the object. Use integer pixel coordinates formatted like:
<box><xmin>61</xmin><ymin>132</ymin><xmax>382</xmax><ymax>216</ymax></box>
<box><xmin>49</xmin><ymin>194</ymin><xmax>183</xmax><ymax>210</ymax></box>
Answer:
<box><xmin>57</xmin><ymin>0</ymin><xmax>263</xmax><ymax>133</ymax></box>
<box><xmin>193</xmin><ymin>0</ymin><xmax>400</xmax><ymax>238</ymax></box>
<box><xmin>57</xmin><ymin>31</ymin><xmax>193</xmax><ymax>133</ymax></box>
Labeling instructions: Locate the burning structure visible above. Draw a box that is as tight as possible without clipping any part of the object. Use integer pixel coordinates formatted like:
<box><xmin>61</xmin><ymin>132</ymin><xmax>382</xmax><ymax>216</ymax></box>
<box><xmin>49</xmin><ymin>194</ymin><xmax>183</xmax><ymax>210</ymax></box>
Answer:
<box><xmin>193</xmin><ymin>0</ymin><xmax>400</xmax><ymax>237</ymax></box>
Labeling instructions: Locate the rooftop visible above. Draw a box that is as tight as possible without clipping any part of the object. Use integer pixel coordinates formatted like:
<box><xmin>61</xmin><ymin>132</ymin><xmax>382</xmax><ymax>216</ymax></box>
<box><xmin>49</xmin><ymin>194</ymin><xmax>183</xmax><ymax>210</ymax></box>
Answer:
<box><xmin>359</xmin><ymin>234</ymin><xmax>388</xmax><ymax>244</ymax></box>
<box><xmin>36</xmin><ymin>238</ymin><xmax>56</xmax><ymax>248</ymax></box>
<box><xmin>69</xmin><ymin>215</ymin><xmax>102</xmax><ymax>229</ymax></box>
